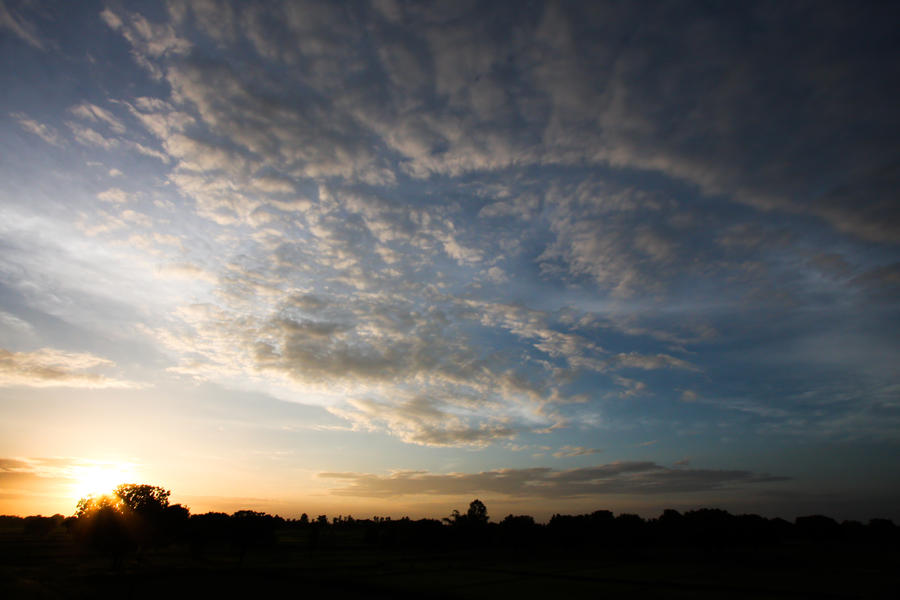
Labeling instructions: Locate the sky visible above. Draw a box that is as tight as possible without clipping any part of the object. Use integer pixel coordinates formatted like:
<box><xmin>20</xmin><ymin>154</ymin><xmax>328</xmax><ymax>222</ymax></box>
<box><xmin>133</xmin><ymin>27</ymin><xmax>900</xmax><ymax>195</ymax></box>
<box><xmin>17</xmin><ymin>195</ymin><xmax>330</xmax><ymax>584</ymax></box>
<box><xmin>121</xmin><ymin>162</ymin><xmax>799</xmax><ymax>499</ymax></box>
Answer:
<box><xmin>1</xmin><ymin>0</ymin><xmax>899</xmax><ymax>522</ymax></box>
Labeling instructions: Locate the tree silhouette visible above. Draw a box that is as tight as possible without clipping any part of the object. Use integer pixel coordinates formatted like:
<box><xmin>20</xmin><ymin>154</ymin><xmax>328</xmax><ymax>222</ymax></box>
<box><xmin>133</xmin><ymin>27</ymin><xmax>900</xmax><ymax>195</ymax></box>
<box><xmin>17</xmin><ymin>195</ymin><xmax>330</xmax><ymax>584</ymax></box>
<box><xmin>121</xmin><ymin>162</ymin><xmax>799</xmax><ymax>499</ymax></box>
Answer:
<box><xmin>466</xmin><ymin>499</ymin><xmax>488</xmax><ymax>524</ymax></box>
<box><xmin>114</xmin><ymin>484</ymin><xmax>170</xmax><ymax>514</ymax></box>
<box><xmin>75</xmin><ymin>493</ymin><xmax>116</xmax><ymax>517</ymax></box>
<box><xmin>445</xmin><ymin>499</ymin><xmax>490</xmax><ymax>527</ymax></box>
<box><xmin>71</xmin><ymin>495</ymin><xmax>134</xmax><ymax>567</ymax></box>
<box><xmin>444</xmin><ymin>509</ymin><xmax>462</xmax><ymax>525</ymax></box>
<box><xmin>71</xmin><ymin>483</ymin><xmax>187</xmax><ymax>565</ymax></box>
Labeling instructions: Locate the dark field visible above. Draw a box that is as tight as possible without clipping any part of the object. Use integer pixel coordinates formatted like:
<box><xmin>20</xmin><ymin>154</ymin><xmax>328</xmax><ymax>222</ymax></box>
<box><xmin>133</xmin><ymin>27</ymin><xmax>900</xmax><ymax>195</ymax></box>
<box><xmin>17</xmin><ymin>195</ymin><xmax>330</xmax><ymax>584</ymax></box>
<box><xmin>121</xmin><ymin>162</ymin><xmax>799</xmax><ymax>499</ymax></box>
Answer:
<box><xmin>1</xmin><ymin>515</ymin><xmax>898</xmax><ymax>599</ymax></box>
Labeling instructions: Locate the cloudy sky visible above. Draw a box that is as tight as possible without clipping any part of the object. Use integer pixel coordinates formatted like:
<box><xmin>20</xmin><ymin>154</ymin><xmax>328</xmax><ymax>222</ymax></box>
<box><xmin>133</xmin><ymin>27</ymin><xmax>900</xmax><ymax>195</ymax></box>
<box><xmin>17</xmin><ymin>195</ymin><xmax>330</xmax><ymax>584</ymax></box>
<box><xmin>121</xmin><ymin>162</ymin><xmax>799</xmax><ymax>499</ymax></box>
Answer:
<box><xmin>1</xmin><ymin>0</ymin><xmax>898</xmax><ymax>521</ymax></box>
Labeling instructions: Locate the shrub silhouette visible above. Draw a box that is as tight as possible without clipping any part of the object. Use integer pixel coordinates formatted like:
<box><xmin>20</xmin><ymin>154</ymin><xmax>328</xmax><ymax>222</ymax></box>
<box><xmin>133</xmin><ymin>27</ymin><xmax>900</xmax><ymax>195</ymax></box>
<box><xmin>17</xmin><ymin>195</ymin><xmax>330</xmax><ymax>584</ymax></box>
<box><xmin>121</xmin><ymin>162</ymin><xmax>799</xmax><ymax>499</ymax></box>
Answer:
<box><xmin>231</xmin><ymin>510</ymin><xmax>280</xmax><ymax>563</ymax></box>
<box><xmin>23</xmin><ymin>514</ymin><xmax>63</xmax><ymax>538</ymax></box>
<box><xmin>187</xmin><ymin>511</ymin><xmax>231</xmax><ymax>558</ymax></box>
<box><xmin>795</xmin><ymin>514</ymin><xmax>841</xmax><ymax>542</ymax></box>
<box><xmin>499</xmin><ymin>514</ymin><xmax>538</xmax><ymax>547</ymax></box>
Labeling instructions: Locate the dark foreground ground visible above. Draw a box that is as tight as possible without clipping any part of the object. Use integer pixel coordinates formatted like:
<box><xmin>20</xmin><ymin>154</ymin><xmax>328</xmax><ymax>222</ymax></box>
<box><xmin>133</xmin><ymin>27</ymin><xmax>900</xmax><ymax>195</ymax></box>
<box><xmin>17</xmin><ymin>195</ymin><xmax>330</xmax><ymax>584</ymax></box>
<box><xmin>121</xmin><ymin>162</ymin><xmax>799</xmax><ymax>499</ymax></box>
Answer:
<box><xmin>2</xmin><ymin>520</ymin><xmax>898</xmax><ymax>599</ymax></box>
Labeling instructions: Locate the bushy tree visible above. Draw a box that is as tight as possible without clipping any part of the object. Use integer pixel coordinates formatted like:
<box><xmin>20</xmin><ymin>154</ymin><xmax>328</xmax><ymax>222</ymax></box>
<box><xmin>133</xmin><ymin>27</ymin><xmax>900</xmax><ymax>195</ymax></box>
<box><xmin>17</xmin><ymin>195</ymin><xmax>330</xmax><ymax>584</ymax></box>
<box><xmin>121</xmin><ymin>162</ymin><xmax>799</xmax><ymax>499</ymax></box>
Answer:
<box><xmin>467</xmin><ymin>499</ymin><xmax>488</xmax><ymax>524</ymax></box>
<box><xmin>446</xmin><ymin>499</ymin><xmax>490</xmax><ymax>526</ymax></box>
<box><xmin>71</xmin><ymin>495</ymin><xmax>135</xmax><ymax>566</ymax></box>
<box><xmin>71</xmin><ymin>484</ymin><xmax>187</xmax><ymax>565</ymax></box>
<box><xmin>115</xmin><ymin>484</ymin><xmax>170</xmax><ymax>514</ymax></box>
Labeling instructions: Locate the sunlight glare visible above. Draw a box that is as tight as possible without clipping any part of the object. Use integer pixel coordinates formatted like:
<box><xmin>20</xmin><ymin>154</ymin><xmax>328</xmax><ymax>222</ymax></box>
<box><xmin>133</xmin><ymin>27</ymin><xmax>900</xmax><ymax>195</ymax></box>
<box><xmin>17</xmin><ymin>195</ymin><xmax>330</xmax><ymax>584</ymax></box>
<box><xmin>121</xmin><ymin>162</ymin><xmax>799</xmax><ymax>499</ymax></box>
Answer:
<box><xmin>70</xmin><ymin>462</ymin><xmax>138</xmax><ymax>501</ymax></box>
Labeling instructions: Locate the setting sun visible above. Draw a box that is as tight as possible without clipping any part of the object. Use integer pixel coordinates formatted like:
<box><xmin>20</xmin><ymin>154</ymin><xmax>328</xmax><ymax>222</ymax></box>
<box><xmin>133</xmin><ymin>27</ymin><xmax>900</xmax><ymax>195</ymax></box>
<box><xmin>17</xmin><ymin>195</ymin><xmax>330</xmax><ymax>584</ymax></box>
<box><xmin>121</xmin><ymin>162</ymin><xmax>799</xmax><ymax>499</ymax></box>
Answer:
<box><xmin>69</xmin><ymin>462</ymin><xmax>138</xmax><ymax>502</ymax></box>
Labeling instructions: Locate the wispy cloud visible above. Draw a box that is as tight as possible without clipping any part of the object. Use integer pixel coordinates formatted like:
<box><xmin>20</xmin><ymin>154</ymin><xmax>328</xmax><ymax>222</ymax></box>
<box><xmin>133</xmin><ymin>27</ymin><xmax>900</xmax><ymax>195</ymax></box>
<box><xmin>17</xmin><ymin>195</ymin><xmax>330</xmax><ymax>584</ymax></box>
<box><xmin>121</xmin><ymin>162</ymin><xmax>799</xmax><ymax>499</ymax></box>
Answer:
<box><xmin>69</xmin><ymin>103</ymin><xmax>126</xmax><ymax>134</ymax></box>
<box><xmin>10</xmin><ymin>113</ymin><xmax>63</xmax><ymax>146</ymax></box>
<box><xmin>66</xmin><ymin>121</ymin><xmax>118</xmax><ymax>149</ymax></box>
<box><xmin>553</xmin><ymin>446</ymin><xmax>603</xmax><ymax>458</ymax></box>
<box><xmin>0</xmin><ymin>348</ymin><xmax>141</xmax><ymax>389</ymax></box>
<box><xmin>0</xmin><ymin>1</ymin><xmax>44</xmax><ymax>49</ymax></box>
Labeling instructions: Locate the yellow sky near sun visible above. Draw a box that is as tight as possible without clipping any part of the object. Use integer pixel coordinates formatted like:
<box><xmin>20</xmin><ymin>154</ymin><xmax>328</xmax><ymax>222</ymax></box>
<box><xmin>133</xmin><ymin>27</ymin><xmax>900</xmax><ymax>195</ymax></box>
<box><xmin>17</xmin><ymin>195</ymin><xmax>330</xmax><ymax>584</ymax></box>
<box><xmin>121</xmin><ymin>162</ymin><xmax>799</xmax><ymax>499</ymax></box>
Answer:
<box><xmin>68</xmin><ymin>462</ymin><xmax>139</xmax><ymax>501</ymax></box>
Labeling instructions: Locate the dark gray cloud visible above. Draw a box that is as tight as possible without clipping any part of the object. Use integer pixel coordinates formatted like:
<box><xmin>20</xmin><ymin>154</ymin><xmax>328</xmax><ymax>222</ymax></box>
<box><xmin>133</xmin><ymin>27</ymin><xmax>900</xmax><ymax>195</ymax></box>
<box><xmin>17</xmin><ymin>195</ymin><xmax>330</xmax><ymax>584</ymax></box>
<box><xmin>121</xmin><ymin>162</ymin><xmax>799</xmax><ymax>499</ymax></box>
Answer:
<box><xmin>553</xmin><ymin>446</ymin><xmax>603</xmax><ymax>458</ymax></box>
<box><xmin>321</xmin><ymin>461</ymin><xmax>787</xmax><ymax>498</ymax></box>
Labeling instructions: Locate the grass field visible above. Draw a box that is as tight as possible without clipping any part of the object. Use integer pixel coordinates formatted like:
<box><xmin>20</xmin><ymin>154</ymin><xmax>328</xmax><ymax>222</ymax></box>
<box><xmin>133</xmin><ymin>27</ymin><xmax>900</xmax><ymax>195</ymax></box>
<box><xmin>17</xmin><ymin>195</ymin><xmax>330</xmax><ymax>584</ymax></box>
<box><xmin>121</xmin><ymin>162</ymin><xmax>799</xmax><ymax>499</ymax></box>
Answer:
<box><xmin>1</xmin><ymin>519</ymin><xmax>898</xmax><ymax>599</ymax></box>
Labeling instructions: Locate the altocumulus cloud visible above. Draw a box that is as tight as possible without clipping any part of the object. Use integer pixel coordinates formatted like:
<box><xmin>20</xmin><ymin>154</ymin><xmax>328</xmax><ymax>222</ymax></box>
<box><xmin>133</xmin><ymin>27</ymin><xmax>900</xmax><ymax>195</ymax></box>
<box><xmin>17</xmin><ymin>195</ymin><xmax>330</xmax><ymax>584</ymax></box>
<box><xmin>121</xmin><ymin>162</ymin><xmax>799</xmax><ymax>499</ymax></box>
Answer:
<box><xmin>0</xmin><ymin>0</ymin><xmax>897</xmax><ymax>456</ymax></box>
<box><xmin>98</xmin><ymin>1</ymin><xmax>900</xmax><ymax>241</ymax></box>
<box><xmin>99</xmin><ymin>0</ymin><xmax>898</xmax><ymax>446</ymax></box>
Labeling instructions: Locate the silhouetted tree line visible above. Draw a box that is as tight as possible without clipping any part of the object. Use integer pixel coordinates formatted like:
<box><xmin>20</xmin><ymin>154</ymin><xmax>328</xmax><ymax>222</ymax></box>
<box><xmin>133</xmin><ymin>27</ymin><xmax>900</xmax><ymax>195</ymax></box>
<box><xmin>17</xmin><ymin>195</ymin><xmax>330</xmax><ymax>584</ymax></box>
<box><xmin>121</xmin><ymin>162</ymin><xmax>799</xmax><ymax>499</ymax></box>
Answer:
<box><xmin>4</xmin><ymin>489</ymin><xmax>898</xmax><ymax>566</ymax></box>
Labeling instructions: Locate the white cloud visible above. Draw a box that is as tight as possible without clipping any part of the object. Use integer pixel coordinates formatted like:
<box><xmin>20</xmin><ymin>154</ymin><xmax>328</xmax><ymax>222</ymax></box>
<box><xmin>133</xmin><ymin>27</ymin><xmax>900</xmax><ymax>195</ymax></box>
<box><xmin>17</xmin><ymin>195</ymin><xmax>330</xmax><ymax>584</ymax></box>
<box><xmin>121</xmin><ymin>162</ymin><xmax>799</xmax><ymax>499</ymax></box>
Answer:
<box><xmin>333</xmin><ymin>396</ymin><xmax>518</xmax><ymax>447</ymax></box>
<box><xmin>100</xmin><ymin>7</ymin><xmax>191</xmax><ymax>78</ymax></box>
<box><xmin>66</xmin><ymin>122</ymin><xmax>118</xmax><ymax>149</ymax></box>
<box><xmin>155</xmin><ymin>262</ymin><xmax>217</xmax><ymax>284</ymax></box>
<box><xmin>97</xmin><ymin>188</ymin><xmax>130</xmax><ymax>204</ymax></box>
